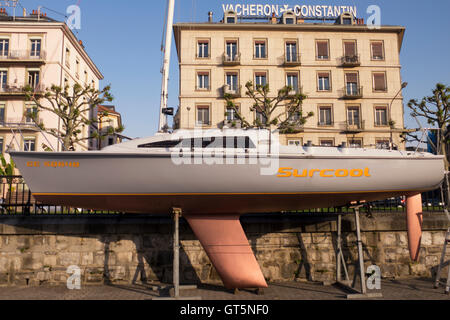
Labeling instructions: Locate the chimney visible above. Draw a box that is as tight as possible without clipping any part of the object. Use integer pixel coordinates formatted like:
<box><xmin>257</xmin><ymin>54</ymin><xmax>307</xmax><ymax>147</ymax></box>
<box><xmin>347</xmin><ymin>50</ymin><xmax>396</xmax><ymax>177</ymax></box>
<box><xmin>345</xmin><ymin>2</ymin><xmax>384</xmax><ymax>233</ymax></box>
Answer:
<box><xmin>79</xmin><ymin>40</ymin><xmax>84</xmax><ymax>48</ymax></box>
<box><xmin>23</xmin><ymin>8</ymin><xmax>26</xmax><ymax>16</ymax></box>
<box><xmin>271</xmin><ymin>13</ymin><xmax>277</xmax><ymax>24</ymax></box>
<box><xmin>208</xmin><ymin>11</ymin><xmax>213</xmax><ymax>23</ymax></box>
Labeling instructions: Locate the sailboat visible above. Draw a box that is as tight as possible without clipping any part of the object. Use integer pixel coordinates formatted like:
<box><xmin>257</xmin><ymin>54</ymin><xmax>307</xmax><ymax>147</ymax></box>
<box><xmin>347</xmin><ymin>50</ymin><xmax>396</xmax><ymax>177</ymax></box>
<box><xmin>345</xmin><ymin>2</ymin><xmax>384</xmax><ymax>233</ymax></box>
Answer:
<box><xmin>9</xmin><ymin>0</ymin><xmax>445</xmax><ymax>289</ymax></box>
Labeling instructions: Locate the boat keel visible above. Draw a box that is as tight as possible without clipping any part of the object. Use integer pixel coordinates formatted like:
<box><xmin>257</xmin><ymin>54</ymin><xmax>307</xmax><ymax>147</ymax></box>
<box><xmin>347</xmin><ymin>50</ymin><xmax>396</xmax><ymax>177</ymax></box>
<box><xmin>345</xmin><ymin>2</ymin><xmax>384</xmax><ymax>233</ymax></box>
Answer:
<box><xmin>406</xmin><ymin>193</ymin><xmax>423</xmax><ymax>261</ymax></box>
<box><xmin>183</xmin><ymin>213</ymin><xmax>268</xmax><ymax>289</ymax></box>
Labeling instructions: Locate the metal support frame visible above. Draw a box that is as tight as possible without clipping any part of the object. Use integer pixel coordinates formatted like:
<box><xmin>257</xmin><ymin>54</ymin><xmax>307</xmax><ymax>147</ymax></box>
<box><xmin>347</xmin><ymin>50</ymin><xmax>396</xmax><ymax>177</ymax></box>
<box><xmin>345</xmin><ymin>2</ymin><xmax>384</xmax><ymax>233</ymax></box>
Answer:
<box><xmin>434</xmin><ymin>227</ymin><xmax>450</xmax><ymax>294</ymax></box>
<box><xmin>153</xmin><ymin>207</ymin><xmax>201</xmax><ymax>300</ymax></box>
<box><xmin>335</xmin><ymin>204</ymin><xmax>382</xmax><ymax>299</ymax></box>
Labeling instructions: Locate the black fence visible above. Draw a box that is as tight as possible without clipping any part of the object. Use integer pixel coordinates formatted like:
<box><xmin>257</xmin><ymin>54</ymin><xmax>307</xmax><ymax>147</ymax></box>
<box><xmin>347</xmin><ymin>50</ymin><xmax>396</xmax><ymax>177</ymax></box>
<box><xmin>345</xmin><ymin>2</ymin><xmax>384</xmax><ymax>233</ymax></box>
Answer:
<box><xmin>0</xmin><ymin>175</ymin><xmax>446</xmax><ymax>216</ymax></box>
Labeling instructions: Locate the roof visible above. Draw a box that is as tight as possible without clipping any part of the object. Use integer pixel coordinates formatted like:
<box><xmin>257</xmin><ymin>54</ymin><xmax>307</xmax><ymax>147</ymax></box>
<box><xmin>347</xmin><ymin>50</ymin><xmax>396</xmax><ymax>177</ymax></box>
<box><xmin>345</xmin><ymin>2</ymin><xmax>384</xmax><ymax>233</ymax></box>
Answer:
<box><xmin>98</xmin><ymin>105</ymin><xmax>120</xmax><ymax>116</ymax></box>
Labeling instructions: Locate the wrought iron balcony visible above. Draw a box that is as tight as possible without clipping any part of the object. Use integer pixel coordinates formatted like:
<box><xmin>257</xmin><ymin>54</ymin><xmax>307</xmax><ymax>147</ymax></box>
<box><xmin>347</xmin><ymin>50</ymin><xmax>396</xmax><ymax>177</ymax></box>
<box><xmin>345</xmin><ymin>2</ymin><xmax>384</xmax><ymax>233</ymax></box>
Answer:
<box><xmin>0</xmin><ymin>84</ymin><xmax>45</xmax><ymax>96</ymax></box>
<box><xmin>339</xmin><ymin>120</ymin><xmax>365</xmax><ymax>132</ymax></box>
<box><xmin>341</xmin><ymin>85</ymin><xmax>363</xmax><ymax>99</ymax></box>
<box><xmin>222</xmin><ymin>53</ymin><xmax>241</xmax><ymax>65</ymax></box>
<box><xmin>223</xmin><ymin>84</ymin><xmax>242</xmax><ymax>98</ymax></box>
<box><xmin>0</xmin><ymin>118</ymin><xmax>43</xmax><ymax>130</ymax></box>
<box><xmin>283</xmin><ymin>53</ymin><xmax>301</xmax><ymax>66</ymax></box>
<box><xmin>341</xmin><ymin>55</ymin><xmax>360</xmax><ymax>67</ymax></box>
<box><xmin>0</xmin><ymin>50</ymin><xmax>46</xmax><ymax>62</ymax></box>
<box><xmin>286</xmin><ymin>85</ymin><xmax>303</xmax><ymax>97</ymax></box>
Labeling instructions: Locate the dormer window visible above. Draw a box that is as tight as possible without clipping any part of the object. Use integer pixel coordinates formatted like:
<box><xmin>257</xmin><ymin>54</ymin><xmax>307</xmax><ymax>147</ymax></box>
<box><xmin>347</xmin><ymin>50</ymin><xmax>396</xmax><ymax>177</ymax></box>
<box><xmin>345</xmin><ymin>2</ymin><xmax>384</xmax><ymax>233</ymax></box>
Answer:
<box><xmin>282</xmin><ymin>11</ymin><xmax>296</xmax><ymax>24</ymax></box>
<box><xmin>224</xmin><ymin>10</ymin><xmax>237</xmax><ymax>24</ymax></box>
<box><xmin>337</xmin><ymin>12</ymin><xmax>355</xmax><ymax>25</ymax></box>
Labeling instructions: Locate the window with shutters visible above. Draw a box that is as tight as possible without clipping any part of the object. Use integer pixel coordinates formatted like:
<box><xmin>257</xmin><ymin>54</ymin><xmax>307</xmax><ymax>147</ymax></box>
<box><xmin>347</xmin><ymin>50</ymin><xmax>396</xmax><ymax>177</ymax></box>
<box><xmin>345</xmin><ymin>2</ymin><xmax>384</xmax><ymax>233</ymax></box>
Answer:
<box><xmin>371</xmin><ymin>41</ymin><xmax>384</xmax><ymax>60</ymax></box>
<box><xmin>316</xmin><ymin>40</ymin><xmax>329</xmax><ymax>60</ymax></box>
<box><xmin>343</xmin><ymin>41</ymin><xmax>356</xmax><ymax>57</ymax></box>
<box><xmin>318</xmin><ymin>106</ymin><xmax>333</xmax><ymax>126</ymax></box>
<box><xmin>196</xmin><ymin>105</ymin><xmax>210</xmax><ymax>126</ymax></box>
<box><xmin>255</xmin><ymin>72</ymin><xmax>267</xmax><ymax>86</ymax></box>
<box><xmin>345</xmin><ymin>72</ymin><xmax>359</xmax><ymax>95</ymax></box>
<box><xmin>196</xmin><ymin>71</ymin><xmax>210</xmax><ymax>90</ymax></box>
<box><xmin>254</xmin><ymin>40</ymin><xmax>267</xmax><ymax>59</ymax></box>
<box><xmin>317</xmin><ymin>71</ymin><xmax>331</xmax><ymax>91</ymax></box>
<box><xmin>374</xmin><ymin>106</ymin><xmax>388</xmax><ymax>126</ymax></box>
<box><xmin>372</xmin><ymin>72</ymin><xmax>387</xmax><ymax>92</ymax></box>
<box><xmin>197</xmin><ymin>39</ymin><xmax>210</xmax><ymax>58</ymax></box>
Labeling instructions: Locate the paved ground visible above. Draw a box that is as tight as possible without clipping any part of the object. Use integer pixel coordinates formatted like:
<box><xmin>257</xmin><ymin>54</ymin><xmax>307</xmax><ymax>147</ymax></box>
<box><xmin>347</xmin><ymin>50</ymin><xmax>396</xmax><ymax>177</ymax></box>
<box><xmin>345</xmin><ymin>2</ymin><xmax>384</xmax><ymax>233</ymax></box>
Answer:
<box><xmin>0</xmin><ymin>278</ymin><xmax>448</xmax><ymax>300</ymax></box>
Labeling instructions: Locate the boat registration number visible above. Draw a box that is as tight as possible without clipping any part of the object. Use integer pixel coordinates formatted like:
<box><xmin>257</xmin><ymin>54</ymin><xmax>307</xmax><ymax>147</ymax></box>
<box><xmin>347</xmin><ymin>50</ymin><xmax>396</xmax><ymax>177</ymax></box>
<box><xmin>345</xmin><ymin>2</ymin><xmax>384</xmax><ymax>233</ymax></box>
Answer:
<box><xmin>27</xmin><ymin>161</ymin><xmax>80</xmax><ymax>168</ymax></box>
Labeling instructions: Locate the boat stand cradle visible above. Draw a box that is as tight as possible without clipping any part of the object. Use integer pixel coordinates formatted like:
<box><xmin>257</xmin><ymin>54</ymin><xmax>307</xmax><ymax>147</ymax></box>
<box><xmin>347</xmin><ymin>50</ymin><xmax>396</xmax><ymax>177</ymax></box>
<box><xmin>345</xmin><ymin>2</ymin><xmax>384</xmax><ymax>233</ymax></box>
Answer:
<box><xmin>152</xmin><ymin>208</ymin><xmax>202</xmax><ymax>300</ymax></box>
<box><xmin>335</xmin><ymin>203</ymin><xmax>383</xmax><ymax>299</ymax></box>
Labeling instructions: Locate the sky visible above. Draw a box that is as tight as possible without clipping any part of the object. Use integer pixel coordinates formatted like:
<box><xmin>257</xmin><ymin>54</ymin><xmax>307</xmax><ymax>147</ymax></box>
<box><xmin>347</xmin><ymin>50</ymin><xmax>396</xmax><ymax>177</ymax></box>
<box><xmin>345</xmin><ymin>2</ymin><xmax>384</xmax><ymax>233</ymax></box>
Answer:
<box><xmin>12</xmin><ymin>0</ymin><xmax>450</xmax><ymax>139</ymax></box>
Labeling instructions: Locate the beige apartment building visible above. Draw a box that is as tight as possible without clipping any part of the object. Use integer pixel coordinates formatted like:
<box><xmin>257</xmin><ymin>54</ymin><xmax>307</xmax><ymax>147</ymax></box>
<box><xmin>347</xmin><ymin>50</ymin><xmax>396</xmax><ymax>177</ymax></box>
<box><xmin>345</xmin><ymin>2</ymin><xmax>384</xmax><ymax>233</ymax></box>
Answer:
<box><xmin>0</xmin><ymin>9</ymin><xmax>103</xmax><ymax>155</ymax></box>
<box><xmin>173</xmin><ymin>11</ymin><xmax>406</xmax><ymax>149</ymax></box>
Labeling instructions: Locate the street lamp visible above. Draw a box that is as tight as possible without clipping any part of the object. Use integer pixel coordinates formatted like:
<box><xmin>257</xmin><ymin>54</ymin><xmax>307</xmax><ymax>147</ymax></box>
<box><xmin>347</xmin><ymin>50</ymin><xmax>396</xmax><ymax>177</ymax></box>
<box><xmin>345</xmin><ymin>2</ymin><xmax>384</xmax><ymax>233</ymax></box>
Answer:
<box><xmin>389</xmin><ymin>82</ymin><xmax>408</xmax><ymax>150</ymax></box>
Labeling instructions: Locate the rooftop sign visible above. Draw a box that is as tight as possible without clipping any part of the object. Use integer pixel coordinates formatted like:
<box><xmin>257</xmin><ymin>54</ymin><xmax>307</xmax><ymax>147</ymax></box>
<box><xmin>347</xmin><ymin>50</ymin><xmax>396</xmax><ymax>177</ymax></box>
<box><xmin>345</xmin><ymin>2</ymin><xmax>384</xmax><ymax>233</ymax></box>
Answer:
<box><xmin>222</xmin><ymin>4</ymin><xmax>357</xmax><ymax>18</ymax></box>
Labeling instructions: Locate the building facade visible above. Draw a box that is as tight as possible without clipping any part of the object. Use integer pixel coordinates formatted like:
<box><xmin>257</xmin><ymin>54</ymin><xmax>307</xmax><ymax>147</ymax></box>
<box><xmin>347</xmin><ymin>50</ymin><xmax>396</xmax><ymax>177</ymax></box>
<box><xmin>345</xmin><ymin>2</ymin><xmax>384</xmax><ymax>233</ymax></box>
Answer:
<box><xmin>96</xmin><ymin>105</ymin><xmax>123</xmax><ymax>149</ymax></box>
<box><xmin>173</xmin><ymin>11</ymin><xmax>406</xmax><ymax>149</ymax></box>
<box><xmin>0</xmin><ymin>9</ymin><xmax>103</xmax><ymax>155</ymax></box>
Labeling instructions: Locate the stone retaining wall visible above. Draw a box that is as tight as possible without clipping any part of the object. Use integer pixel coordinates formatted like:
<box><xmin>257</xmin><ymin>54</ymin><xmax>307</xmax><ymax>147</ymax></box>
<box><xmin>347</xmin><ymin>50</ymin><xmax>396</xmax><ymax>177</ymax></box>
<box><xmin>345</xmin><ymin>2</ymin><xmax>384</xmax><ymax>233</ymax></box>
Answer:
<box><xmin>0</xmin><ymin>212</ymin><xmax>448</xmax><ymax>287</ymax></box>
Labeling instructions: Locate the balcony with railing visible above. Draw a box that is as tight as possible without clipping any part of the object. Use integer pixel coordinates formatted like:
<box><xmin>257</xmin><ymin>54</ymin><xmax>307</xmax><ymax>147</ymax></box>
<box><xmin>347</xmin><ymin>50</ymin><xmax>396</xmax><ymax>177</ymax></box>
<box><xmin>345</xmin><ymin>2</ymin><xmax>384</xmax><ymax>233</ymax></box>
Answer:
<box><xmin>222</xmin><ymin>53</ymin><xmax>241</xmax><ymax>65</ymax></box>
<box><xmin>340</xmin><ymin>54</ymin><xmax>360</xmax><ymax>67</ymax></box>
<box><xmin>286</xmin><ymin>85</ymin><xmax>303</xmax><ymax>97</ymax></box>
<box><xmin>223</xmin><ymin>84</ymin><xmax>242</xmax><ymax>98</ymax></box>
<box><xmin>341</xmin><ymin>85</ymin><xmax>363</xmax><ymax>99</ymax></box>
<box><xmin>338</xmin><ymin>120</ymin><xmax>365</xmax><ymax>132</ymax></box>
<box><xmin>0</xmin><ymin>50</ymin><xmax>46</xmax><ymax>63</ymax></box>
<box><xmin>283</xmin><ymin>53</ymin><xmax>301</xmax><ymax>66</ymax></box>
<box><xmin>0</xmin><ymin>117</ymin><xmax>43</xmax><ymax>130</ymax></box>
<box><xmin>0</xmin><ymin>84</ymin><xmax>45</xmax><ymax>97</ymax></box>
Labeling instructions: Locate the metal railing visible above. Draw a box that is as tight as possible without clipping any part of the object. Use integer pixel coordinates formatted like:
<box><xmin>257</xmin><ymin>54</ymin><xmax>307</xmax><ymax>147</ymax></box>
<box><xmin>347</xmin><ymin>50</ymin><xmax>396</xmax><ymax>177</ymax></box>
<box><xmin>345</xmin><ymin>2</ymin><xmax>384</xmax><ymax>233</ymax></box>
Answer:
<box><xmin>0</xmin><ymin>50</ymin><xmax>47</xmax><ymax>61</ymax></box>
<box><xmin>0</xmin><ymin>84</ymin><xmax>45</xmax><ymax>95</ymax></box>
<box><xmin>341</xmin><ymin>54</ymin><xmax>360</xmax><ymax>66</ymax></box>
<box><xmin>341</xmin><ymin>85</ymin><xmax>363</xmax><ymax>99</ymax></box>
<box><xmin>223</xmin><ymin>84</ymin><xmax>242</xmax><ymax>97</ymax></box>
<box><xmin>0</xmin><ymin>176</ymin><xmax>121</xmax><ymax>215</ymax></box>
<box><xmin>0</xmin><ymin>118</ymin><xmax>43</xmax><ymax>128</ymax></box>
<box><xmin>336</xmin><ymin>120</ymin><xmax>365</xmax><ymax>132</ymax></box>
<box><xmin>0</xmin><ymin>175</ymin><xmax>445</xmax><ymax>216</ymax></box>
<box><xmin>283</xmin><ymin>53</ymin><xmax>301</xmax><ymax>66</ymax></box>
<box><xmin>222</xmin><ymin>53</ymin><xmax>241</xmax><ymax>65</ymax></box>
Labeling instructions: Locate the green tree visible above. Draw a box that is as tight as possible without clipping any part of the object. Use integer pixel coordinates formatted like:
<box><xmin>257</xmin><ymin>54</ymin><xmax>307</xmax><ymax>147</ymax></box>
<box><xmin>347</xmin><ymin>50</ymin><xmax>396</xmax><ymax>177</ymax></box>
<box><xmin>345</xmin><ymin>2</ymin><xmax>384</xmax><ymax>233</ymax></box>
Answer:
<box><xmin>224</xmin><ymin>81</ymin><xmax>313</xmax><ymax>133</ymax></box>
<box><xmin>407</xmin><ymin>83</ymin><xmax>449</xmax><ymax>168</ymax></box>
<box><xmin>23</xmin><ymin>83</ymin><xmax>124</xmax><ymax>151</ymax></box>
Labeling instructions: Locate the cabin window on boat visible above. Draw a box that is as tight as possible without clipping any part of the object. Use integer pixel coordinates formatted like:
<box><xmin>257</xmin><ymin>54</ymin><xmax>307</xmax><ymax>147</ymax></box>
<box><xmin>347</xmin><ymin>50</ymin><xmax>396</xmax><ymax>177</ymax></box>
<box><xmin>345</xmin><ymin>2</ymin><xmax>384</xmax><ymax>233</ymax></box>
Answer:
<box><xmin>203</xmin><ymin>136</ymin><xmax>256</xmax><ymax>149</ymax></box>
<box><xmin>372</xmin><ymin>72</ymin><xmax>387</xmax><ymax>92</ymax></box>
<box><xmin>317</xmin><ymin>72</ymin><xmax>331</xmax><ymax>91</ymax></box>
<box><xmin>348</xmin><ymin>138</ymin><xmax>362</xmax><ymax>148</ymax></box>
<box><xmin>318</xmin><ymin>106</ymin><xmax>333</xmax><ymax>126</ymax></box>
<box><xmin>320</xmin><ymin>139</ymin><xmax>334</xmax><ymax>147</ymax></box>
<box><xmin>196</xmin><ymin>71</ymin><xmax>210</xmax><ymax>90</ymax></box>
<box><xmin>370</xmin><ymin>41</ymin><xmax>384</xmax><ymax>60</ymax></box>
<box><xmin>374</xmin><ymin>106</ymin><xmax>388</xmax><ymax>126</ymax></box>
<box><xmin>196</xmin><ymin>106</ymin><xmax>210</xmax><ymax>126</ymax></box>
<box><xmin>376</xmin><ymin>139</ymin><xmax>390</xmax><ymax>150</ymax></box>
<box><xmin>197</xmin><ymin>39</ymin><xmax>210</xmax><ymax>58</ymax></box>
<box><xmin>138</xmin><ymin>140</ymin><xmax>181</xmax><ymax>148</ymax></box>
<box><xmin>23</xmin><ymin>137</ymin><xmax>36</xmax><ymax>152</ymax></box>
